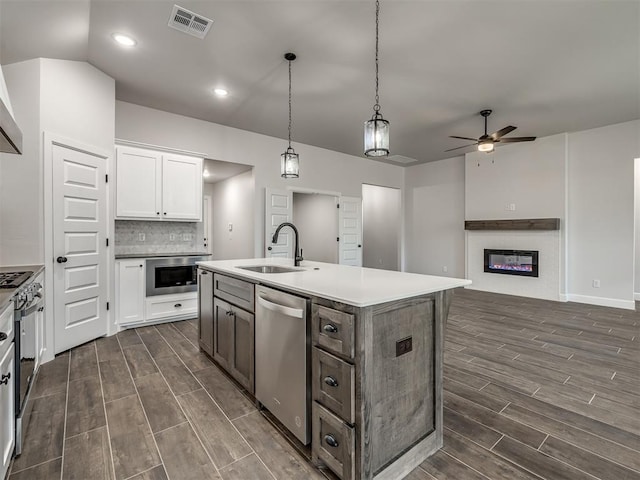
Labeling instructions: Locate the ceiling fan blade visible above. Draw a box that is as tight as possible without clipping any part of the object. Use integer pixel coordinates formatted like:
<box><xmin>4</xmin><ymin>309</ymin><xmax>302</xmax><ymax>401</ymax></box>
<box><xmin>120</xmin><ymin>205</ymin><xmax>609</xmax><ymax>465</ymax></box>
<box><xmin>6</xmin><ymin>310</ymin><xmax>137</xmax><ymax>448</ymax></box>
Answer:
<box><xmin>498</xmin><ymin>136</ymin><xmax>537</xmax><ymax>143</ymax></box>
<box><xmin>491</xmin><ymin>126</ymin><xmax>517</xmax><ymax>140</ymax></box>
<box><xmin>449</xmin><ymin>135</ymin><xmax>479</xmax><ymax>142</ymax></box>
<box><xmin>445</xmin><ymin>144</ymin><xmax>477</xmax><ymax>152</ymax></box>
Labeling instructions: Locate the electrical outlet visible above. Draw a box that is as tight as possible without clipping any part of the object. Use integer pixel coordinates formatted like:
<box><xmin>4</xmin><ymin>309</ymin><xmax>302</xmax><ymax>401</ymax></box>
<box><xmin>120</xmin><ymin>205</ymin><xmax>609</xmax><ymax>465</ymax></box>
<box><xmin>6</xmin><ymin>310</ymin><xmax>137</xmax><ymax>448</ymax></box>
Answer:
<box><xmin>442</xmin><ymin>266</ymin><xmax>448</xmax><ymax>273</ymax></box>
<box><xmin>183</xmin><ymin>233</ymin><xmax>192</xmax><ymax>241</ymax></box>
<box><xmin>169</xmin><ymin>233</ymin><xmax>176</xmax><ymax>241</ymax></box>
<box><xmin>509</xmin><ymin>203</ymin><xmax>516</xmax><ymax>211</ymax></box>
<box><xmin>396</xmin><ymin>337</ymin><xmax>413</xmax><ymax>357</ymax></box>
<box><xmin>592</xmin><ymin>279</ymin><xmax>601</xmax><ymax>288</ymax></box>
<box><xmin>138</xmin><ymin>233</ymin><xmax>145</xmax><ymax>242</ymax></box>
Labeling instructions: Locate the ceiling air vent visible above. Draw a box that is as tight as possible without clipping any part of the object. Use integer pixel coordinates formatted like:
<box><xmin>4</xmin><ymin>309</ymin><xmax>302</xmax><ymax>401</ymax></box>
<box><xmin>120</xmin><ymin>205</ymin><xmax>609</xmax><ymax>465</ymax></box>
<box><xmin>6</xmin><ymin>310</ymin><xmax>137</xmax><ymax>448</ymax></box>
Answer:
<box><xmin>388</xmin><ymin>155</ymin><xmax>419</xmax><ymax>165</ymax></box>
<box><xmin>168</xmin><ymin>5</ymin><xmax>213</xmax><ymax>39</ymax></box>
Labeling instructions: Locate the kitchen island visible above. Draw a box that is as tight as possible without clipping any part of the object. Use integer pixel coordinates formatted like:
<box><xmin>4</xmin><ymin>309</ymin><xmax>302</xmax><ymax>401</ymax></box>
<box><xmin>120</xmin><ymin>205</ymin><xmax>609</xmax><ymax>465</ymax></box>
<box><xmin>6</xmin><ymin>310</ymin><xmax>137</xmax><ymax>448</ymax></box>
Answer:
<box><xmin>197</xmin><ymin>258</ymin><xmax>470</xmax><ymax>480</ymax></box>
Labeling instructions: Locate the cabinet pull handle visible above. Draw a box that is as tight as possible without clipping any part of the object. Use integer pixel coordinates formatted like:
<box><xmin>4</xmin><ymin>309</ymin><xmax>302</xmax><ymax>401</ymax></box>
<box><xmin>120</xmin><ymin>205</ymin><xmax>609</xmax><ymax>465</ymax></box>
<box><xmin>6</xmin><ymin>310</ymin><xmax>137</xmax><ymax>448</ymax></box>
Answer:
<box><xmin>0</xmin><ymin>373</ymin><xmax>10</xmax><ymax>385</ymax></box>
<box><xmin>324</xmin><ymin>434</ymin><xmax>339</xmax><ymax>448</ymax></box>
<box><xmin>174</xmin><ymin>303</ymin><xmax>182</xmax><ymax>308</ymax></box>
<box><xmin>323</xmin><ymin>323</ymin><xmax>338</xmax><ymax>334</ymax></box>
<box><xmin>324</xmin><ymin>376</ymin><xmax>339</xmax><ymax>388</ymax></box>
<box><xmin>156</xmin><ymin>212</ymin><xmax>160</xmax><ymax>215</ymax></box>
<box><xmin>56</xmin><ymin>256</ymin><xmax>68</xmax><ymax>263</ymax></box>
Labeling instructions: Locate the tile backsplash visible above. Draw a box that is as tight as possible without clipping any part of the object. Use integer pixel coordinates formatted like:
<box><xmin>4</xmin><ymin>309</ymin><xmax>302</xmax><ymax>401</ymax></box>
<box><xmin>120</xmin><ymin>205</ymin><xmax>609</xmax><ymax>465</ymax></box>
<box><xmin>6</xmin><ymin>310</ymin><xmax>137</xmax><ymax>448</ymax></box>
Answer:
<box><xmin>115</xmin><ymin>220</ymin><xmax>203</xmax><ymax>255</ymax></box>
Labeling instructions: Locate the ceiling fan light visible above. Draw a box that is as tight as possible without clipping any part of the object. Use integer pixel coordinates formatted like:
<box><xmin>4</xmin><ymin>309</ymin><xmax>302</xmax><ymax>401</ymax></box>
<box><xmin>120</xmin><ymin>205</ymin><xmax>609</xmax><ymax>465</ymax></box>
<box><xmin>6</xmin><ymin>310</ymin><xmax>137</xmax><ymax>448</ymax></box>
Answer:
<box><xmin>478</xmin><ymin>141</ymin><xmax>494</xmax><ymax>152</ymax></box>
<box><xmin>281</xmin><ymin>147</ymin><xmax>299</xmax><ymax>178</ymax></box>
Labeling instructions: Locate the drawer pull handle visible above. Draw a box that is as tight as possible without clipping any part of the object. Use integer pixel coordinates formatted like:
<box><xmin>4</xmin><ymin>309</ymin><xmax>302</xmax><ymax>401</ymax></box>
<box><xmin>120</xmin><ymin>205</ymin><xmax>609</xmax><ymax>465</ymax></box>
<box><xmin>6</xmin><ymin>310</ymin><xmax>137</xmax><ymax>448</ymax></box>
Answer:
<box><xmin>0</xmin><ymin>373</ymin><xmax>10</xmax><ymax>385</ymax></box>
<box><xmin>0</xmin><ymin>332</ymin><xmax>6</xmax><ymax>342</ymax></box>
<box><xmin>323</xmin><ymin>323</ymin><xmax>338</xmax><ymax>334</ymax></box>
<box><xmin>324</xmin><ymin>376</ymin><xmax>339</xmax><ymax>387</ymax></box>
<box><xmin>324</xmin><ymin>434</ymin><xmax>339</xmax><ymax>448</ymax></box>
<box><xmin>174</xmin><ymin>303</ymin><xmax>182</xmax><ymax>308</ymax></box>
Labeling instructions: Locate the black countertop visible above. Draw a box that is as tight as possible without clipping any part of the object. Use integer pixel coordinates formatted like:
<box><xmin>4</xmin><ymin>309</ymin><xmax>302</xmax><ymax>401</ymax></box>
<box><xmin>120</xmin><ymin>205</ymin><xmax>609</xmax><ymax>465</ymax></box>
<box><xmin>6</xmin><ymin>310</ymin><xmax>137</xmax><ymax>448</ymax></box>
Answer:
<box><xmin>0</xmin><ymin>265</ymin><xmax>45</xmax><ymax>310</ymax></box>
<box><xmin>115</xmin><ymin>252</ymin><xmax>212</xmax><ymax>259</ymax></box>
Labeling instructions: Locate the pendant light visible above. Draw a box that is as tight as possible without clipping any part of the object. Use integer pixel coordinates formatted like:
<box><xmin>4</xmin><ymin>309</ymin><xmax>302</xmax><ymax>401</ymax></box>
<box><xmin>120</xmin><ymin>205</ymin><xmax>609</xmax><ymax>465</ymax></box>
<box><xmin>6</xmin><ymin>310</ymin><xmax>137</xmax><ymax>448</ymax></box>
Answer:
<box><xmin>364</xmin><ymin>0</ymin><xmax>389</xmax><ymax>157</ymax></box>
<box><xmin>281</xmin><ymin>52</ymin><xmax>299</xmax><ymax>178</ymax></box>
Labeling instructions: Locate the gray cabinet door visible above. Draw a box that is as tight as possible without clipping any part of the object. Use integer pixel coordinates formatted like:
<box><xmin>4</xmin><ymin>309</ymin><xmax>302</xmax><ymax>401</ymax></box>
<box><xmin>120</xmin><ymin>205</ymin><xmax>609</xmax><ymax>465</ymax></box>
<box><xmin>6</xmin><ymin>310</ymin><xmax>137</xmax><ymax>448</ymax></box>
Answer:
<box><xmin>213</xmin><ymin>298</ymin><xmax>234</xmax><ymax>371</ymax></box>
<box><xmin>231</xmin><ymin>307</ymin><xmax>254</xmax><ymax>394</ymax></box>
<box><xmin>198</xmin><ymin>270</ymin><xmax>214</xmax><ymax>356</ymax></box>
<box><xmin>212</xmin><ymin>297</ymin><xmax>254</xmax><ymax>393</ymax></box>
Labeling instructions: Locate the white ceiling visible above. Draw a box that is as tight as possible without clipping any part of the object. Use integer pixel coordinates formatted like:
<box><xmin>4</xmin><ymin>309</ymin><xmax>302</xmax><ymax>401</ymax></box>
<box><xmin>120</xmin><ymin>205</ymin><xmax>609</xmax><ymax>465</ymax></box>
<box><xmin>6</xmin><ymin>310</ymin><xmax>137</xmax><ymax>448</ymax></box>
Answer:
<box><xmin>1</xmin><ymin>1</ymin><xmax>638</xmax><ymax>166</ymax></box>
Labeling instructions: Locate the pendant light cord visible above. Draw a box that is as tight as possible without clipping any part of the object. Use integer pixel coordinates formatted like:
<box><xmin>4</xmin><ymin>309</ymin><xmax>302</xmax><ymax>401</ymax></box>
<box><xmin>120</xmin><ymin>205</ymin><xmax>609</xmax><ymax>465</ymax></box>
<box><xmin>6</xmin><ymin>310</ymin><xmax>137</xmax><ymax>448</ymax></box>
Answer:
<box><xmin>374</xmin><ymin>0</ymin><xmax>380</xmax><ymax>113</ymax></box>
<box><xmin>288</xmin><ymin>58</ymin><xmax>293</xmax><ymax>148</ymax></box>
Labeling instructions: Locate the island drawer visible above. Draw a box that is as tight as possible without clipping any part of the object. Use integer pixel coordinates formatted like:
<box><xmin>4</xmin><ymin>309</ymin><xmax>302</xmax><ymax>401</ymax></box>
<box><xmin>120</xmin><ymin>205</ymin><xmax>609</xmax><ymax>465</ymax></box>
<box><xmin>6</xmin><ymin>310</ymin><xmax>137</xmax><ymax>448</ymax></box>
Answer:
<box><xmin>213</xmin><ymin>273</ymin><xmax>255</xmax><ymax>312</ymax></box>
<box><xmin>312</xmin><ymin>348</ymin><xmax>354</xmax><ymax>424</ymax></box>
<box><xmin>312</xmin><ymin>402</ymin><xmax>355</xmax><ymax>480</ymax></box>
<box><xmin>312</xmin><ymin>305</ymin><xmax>354</xmax><ymax>360</ymax></box>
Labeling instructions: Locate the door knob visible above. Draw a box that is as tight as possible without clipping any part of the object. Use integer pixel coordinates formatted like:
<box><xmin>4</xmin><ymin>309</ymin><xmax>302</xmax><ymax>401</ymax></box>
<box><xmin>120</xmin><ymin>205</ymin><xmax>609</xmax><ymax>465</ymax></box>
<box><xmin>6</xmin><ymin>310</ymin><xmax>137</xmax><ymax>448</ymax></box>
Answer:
<box><xmin>0</xmin><ymin>373</ymin><xmax>10</xmax><ymax>385</ymax></box>
<box><xmin>267</xmin><ymin>246</ymin><xmax>273</xmax><ymax>251</ymax></box>
<box><xmin>0</xmin><ymin>332</ymin><xmax>6</xmax><ymax>341</ymax></box>
<box><xmin>56</xmin><ymin>256</ymin><xmax>68</xmax><ymax>263</ymax></box>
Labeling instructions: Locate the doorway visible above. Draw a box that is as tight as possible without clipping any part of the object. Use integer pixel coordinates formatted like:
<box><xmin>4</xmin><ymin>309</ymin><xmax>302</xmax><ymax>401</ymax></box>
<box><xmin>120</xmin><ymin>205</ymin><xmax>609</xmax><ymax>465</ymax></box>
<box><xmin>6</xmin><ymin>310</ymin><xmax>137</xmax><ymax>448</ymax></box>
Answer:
<box><xmin>362</xmin><ymin>184</ymin><xmax>401</xmax><ymax>271</ymax></box>
<box><xmin>292</xmin><ymin>193</ymin><xmax>338</xmax><ymax>263</ymax></box>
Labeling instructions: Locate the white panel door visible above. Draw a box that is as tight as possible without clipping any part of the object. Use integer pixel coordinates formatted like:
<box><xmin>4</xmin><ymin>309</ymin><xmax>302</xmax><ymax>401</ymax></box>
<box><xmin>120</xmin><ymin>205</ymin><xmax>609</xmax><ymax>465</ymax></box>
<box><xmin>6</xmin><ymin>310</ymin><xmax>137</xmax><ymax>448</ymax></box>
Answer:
<box><xmin>115</xmin><ymin>146</ymin><xmax>162</xmax><ymax>219</ymax></box>
<box><xmin>116</xmin><ymin>260</ymin><xmax>145</xmax><ymax>325</ymax></box>
<box><xmin>53</xmin><ymin>144</ymin><xmax>108</xmax><ymax>353</ymax></box>
<box><xmin>265</xmin><ymin>188</ymin><xmax>293</xmax><ymax>258</ymax></box>
<box><xmin>339</xmin><ymin>196</ymin><xmax>363</xmax><ymax>266</ymax></box>
<box><xmin>162</xmin><ymin>154</ymin><xmax>203</xmax><ymax>221</ymax></box>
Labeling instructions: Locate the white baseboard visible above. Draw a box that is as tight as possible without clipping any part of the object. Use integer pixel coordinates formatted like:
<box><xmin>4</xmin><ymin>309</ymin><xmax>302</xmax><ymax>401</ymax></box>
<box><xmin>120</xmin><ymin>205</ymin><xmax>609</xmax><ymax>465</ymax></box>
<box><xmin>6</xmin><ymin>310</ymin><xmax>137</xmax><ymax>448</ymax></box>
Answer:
<box><xmin>567</xmin><ymin>294</ymin><xmax>636</xmax><ymax>311</ymax></box>
<box><xmin>635</xmin><ymin>292</ymin><xmax>640</xmax><ymax>301</ymax></box>
<box><xmin>559</xmin><ymin>294</ymin><xmax>569</xmax><ymax>302</ymax></box>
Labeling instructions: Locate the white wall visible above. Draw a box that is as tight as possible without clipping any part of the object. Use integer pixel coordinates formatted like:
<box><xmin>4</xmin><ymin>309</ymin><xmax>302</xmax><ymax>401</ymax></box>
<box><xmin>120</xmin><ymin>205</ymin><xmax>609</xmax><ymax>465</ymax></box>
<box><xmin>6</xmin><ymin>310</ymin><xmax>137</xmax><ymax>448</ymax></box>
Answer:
<box><xmin>0</xmin><ymin>60</ymin><xmax>41</xmax><ymax>265</ymax></box>
<box><xmin>293</xmin><ymin>193</ymin><xmax>338</xmax><ymax>264</ymax></box>
<box><xmin>0</xmin><ymin>59</ymin><xmax>115</xmax><ymax>265</ymax></box>
<box><xmin>115</xmin><ymin>101</ymin><xmax>404</xmax><ymax>257</ymax></box>
<box><xmin>210</xmin><ymin>170</ymin><xmax>255</xmax><ymax>260</ymax></box>
<box><xmin>567</xmin><ymin>120</ymin><xmax>639</xmax><ymax>308</ymax></box>
<box><xmin>465</xmin><ymin>134</ymin><xmax>566</xmax><ymax>301</ymax></box>
<box><xmin>635</xmin><ymin>158</ymin><xmax>640</xmax><ymax>300</ymax></box>
<box><xmin>362</xmin><ymin>184</ymin><xmax>401</xmax><ymax>271</ymax></box>
<box><xmin>404</xmin><ymin>156</ymin><xmax>465</xmax><ymax>277</ymax></box>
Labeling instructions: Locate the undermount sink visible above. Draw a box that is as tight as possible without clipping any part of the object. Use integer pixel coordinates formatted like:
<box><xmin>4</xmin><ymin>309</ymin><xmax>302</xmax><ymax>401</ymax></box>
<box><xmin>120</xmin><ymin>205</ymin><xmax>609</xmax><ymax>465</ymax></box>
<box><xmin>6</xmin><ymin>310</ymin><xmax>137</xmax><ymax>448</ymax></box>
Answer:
<box><xmin>236</xmin><ymin>265</ymin><xmax>302</xmax><ymax>274</ymax></box>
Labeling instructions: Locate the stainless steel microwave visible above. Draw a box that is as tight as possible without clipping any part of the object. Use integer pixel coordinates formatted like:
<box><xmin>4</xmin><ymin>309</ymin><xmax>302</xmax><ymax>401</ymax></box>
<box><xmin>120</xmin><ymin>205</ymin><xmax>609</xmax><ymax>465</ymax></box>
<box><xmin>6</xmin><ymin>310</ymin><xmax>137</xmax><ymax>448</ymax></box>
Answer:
<box><xmin>146</xmin><ymin>256</ymin><xmax>208</xmax><ymax>296</ymax></box>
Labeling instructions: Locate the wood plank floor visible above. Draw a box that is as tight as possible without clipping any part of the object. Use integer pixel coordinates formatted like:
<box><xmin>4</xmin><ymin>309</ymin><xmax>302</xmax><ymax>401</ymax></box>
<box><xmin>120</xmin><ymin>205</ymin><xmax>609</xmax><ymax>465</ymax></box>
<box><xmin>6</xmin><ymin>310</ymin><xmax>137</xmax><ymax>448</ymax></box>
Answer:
<box><xmin>9</xmin><ymin>289</ymin><xmax>640</xmax><ymax>480</ymax></box>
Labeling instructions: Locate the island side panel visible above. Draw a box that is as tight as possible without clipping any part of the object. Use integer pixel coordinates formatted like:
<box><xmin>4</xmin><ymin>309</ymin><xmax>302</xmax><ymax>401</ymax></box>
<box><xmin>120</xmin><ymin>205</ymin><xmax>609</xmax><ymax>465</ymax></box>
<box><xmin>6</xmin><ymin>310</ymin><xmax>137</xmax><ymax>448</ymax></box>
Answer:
<box><xmin>362</xmin><ymin>295</ymin><xmax>436</xmax><ymax>477</ymax></box>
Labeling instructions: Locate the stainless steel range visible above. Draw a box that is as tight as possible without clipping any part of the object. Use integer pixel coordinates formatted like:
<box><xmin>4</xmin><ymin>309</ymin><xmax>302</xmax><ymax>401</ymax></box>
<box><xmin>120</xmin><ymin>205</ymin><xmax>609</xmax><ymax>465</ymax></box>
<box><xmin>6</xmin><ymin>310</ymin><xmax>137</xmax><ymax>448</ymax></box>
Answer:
<box><xmin>0</xmin><ymin>271</ymin><xmax>43</xmax><ymax>455</ymax></box>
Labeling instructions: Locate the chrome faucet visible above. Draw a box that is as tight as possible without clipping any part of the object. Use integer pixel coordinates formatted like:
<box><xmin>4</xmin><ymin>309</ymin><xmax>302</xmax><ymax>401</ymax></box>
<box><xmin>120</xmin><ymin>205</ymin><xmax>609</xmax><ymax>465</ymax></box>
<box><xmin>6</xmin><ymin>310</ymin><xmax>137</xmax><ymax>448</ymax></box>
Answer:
<box><xmin>272</xmin><ymin>222</ymin><xmax>303</xmax><ymax>266</ymax></box>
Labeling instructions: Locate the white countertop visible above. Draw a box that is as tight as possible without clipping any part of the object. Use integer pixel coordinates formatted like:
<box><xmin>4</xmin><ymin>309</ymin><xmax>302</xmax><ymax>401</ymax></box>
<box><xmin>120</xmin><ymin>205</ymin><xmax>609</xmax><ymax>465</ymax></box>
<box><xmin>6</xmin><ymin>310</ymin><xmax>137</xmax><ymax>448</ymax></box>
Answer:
<box><xmin>197</xmin><ymin>258</ymin><xmax>471</xmax><ymax>307</ymax></box>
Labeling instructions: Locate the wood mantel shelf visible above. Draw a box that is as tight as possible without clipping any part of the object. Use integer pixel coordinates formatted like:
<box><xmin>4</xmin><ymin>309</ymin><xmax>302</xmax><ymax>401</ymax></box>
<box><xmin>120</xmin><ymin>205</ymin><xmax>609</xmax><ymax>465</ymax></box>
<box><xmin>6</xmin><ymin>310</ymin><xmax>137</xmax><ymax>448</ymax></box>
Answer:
<box><xmin>464</xmin><ymin>218</ymin><xmax>560</xmax><ymax>231</ymax></box>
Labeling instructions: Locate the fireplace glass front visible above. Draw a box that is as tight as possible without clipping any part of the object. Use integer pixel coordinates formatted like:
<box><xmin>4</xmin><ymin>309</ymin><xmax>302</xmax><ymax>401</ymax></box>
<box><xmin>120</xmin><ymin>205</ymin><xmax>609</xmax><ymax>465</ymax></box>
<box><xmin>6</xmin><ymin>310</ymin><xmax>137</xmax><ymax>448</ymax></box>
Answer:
<box><xmin>484</xmin><ymin>249</ymin><xmax>539</xmax><ymax>277</ymax></box>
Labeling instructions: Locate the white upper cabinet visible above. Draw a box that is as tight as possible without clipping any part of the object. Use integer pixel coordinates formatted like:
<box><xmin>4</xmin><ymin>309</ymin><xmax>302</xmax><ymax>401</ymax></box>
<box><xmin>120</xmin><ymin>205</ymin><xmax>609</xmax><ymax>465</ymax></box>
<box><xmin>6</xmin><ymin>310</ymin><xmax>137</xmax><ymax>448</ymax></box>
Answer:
<box><xmin>116</xmin><ymin>146</ymin><xmax>202</xmax><ymax>221</ymax></box>
<box><xmin>162</xmin><ymin>154</ymin><xmax>202</xmax><ymax>221</ymax></box>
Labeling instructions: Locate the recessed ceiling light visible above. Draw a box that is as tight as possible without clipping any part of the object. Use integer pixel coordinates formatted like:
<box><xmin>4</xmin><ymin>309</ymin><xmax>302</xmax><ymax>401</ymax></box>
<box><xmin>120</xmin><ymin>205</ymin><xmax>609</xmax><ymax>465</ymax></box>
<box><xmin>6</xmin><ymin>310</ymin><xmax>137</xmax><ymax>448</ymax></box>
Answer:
<box><xmin>112</xmin><ymin>33</ymin><xmax>137</xmax><ymax>47</ymax></box>
<box><xmin>213</xmin><ymin>88</ymin><xmax>228</xmax><ymax>97</ymax></box>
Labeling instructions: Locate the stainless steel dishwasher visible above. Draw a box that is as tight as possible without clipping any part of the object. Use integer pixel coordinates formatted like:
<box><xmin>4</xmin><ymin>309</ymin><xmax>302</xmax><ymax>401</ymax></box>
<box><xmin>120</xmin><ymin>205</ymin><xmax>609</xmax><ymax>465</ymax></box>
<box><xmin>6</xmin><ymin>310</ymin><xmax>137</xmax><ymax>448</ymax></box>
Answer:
<box><xmin>255</xmin><ymin>285</ymin><xmax>310</xmax><ymax>445</ymax></box>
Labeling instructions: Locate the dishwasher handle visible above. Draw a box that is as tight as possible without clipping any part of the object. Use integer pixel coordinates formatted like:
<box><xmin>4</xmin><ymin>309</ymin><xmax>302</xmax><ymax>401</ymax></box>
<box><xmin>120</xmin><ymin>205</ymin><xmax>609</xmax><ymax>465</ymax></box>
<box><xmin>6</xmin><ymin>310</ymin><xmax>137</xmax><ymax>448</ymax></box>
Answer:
<box><xmin>257</xmin><ymin>294</ymin><xmax>304</xmax><ymax>319</ymax></box>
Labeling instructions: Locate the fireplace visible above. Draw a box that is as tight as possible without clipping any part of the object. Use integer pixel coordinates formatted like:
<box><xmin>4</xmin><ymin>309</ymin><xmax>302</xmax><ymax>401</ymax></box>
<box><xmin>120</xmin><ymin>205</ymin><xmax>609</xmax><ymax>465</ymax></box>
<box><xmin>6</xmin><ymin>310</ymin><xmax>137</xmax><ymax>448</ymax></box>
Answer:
<box><xmin>484</xmin><ymin>249</ymin><xmax>539</xmax><ymax>277</ymax></box>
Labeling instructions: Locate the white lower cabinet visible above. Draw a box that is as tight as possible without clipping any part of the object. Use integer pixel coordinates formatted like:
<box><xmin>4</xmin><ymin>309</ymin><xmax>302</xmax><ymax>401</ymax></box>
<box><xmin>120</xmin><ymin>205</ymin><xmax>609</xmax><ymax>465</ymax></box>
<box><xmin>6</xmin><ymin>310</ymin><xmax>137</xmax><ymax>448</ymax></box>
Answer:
<box><xmin>116</xmin><ymin>260</ymin><xmax>146</xmax><ymax>325</ymax></box>
<box><xmin>0</xmin><ymin>301</ymin><xmax>15</xmax><ymax>480</ymax></box>
<box><xmin>116</xmin><ymin>259</ymin><xmax>197</xmax><ymax>326</ymax></box>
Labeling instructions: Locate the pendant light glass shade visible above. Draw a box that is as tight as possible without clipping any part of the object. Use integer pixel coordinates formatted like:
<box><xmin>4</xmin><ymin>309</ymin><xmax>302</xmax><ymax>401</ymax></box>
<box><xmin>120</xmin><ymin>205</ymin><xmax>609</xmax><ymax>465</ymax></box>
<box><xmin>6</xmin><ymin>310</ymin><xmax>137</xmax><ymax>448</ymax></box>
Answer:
<box><xmin>281</xmin><ymin>53</ymin><xmax>299</xmax><ymax>178</ymax></box>
<box><xmin>364</xmin><ymin>111</ymin><xmax>390</xmax><ymax>157</ymax></box>
<box><xmin>281</xmin><ymin>146</ymin><xmax>299</xmax><ymax>178</ymax></box>
<box><xmin>364</xmin><ymin>0</ymin><xmax>389</xmax><ymax>157</ymax></box>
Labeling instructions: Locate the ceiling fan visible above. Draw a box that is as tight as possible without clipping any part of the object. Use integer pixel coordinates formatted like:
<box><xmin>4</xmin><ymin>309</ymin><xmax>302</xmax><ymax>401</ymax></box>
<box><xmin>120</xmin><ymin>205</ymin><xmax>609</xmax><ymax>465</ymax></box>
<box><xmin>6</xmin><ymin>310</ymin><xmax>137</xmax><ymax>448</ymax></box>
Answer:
<box><xmin>446</xmin><ymin>109</ymin><xmax>536</xmax><ymax>153</ymax></box>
